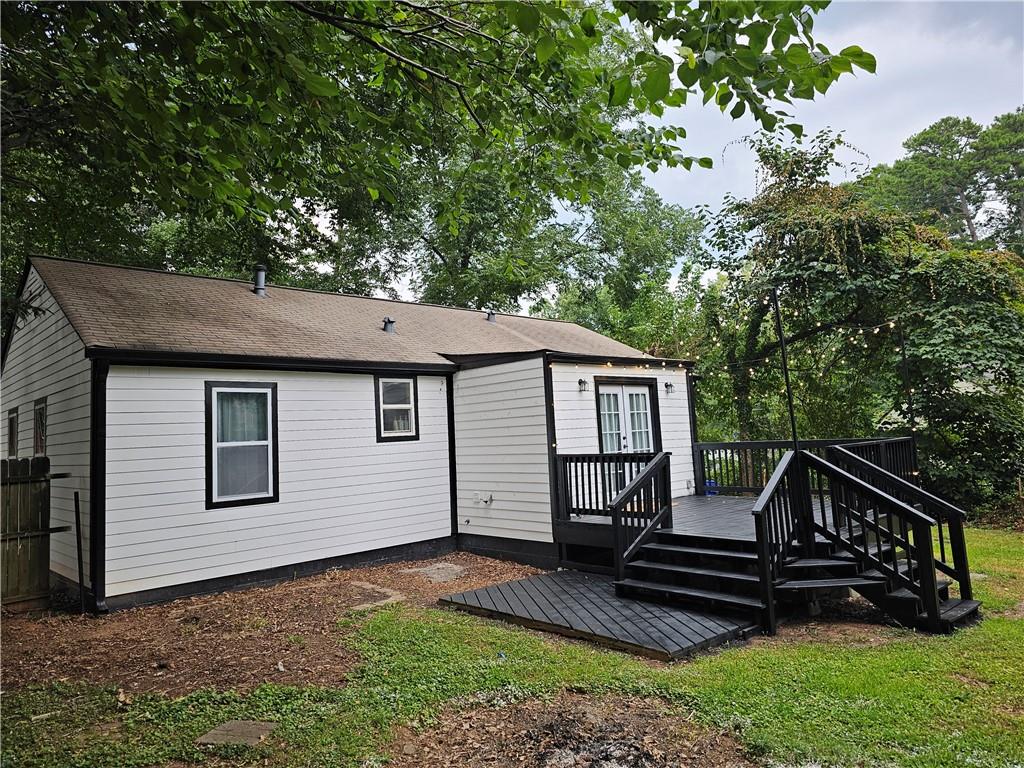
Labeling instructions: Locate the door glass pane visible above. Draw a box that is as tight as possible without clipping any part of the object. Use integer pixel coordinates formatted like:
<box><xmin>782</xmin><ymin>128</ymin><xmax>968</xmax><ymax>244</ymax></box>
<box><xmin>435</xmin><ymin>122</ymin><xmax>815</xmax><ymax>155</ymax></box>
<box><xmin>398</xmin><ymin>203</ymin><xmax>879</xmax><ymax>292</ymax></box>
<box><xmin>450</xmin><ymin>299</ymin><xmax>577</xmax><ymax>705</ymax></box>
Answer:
<box><xmin>599</xmin><ymin>392</ymin><xmax>621</xmax><ymax>452</ymax></box>
<box><xmin>217</xmin><ymin>392</ymin><xmax>268</xmax><ymax>442</ymax></box>
<box><xmin>628</xmin><ymin>392</ymin><xmax>652</xmax><ymax>451</ymax></box>
<box><xmin>217</xmin><ymin>444</ymin><xmax>270</xmax><ymax>497</ymax></box>
<box><xmin>381</xmin><ymin>381</ymin><xmax>412</xmax><ymax>405</ymax></box>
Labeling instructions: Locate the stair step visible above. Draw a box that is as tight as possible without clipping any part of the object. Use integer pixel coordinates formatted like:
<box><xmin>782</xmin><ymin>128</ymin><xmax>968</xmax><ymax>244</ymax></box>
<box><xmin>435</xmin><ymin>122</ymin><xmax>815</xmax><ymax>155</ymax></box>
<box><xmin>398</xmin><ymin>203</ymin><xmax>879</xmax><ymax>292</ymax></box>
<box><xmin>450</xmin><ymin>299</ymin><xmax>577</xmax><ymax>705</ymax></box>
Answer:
<box><xmin>627</xmin><ymin>560</ymin><xmax>760</xmax><ymax>583</ymax></box>
<box><xmin>886</xmin><ymin>579</ymin><xmax>952</xmax><ymax>601</ymax></box>
<box><xmin>615</xmin><ymin>579</ymin><xmax>765</xmax><ymax>610</ymax></box>
<box><xmin>775</xmin><ymin>577</ymin><xmax>888</xmax><ymax>591</ymax></box>
<box><xmin>784</xmin><ymin>557</ymin><xmax>860</xmax><ymax>569</ymax></box>
<box><xmin>641</xmin><ymin>543</ymin><xmax>758</xmax><ymax>562</ymax></box>
<box><xmin>934</xmin><ymin>598</ymin><xmax>982</xmax><ymax>624</ymax></box>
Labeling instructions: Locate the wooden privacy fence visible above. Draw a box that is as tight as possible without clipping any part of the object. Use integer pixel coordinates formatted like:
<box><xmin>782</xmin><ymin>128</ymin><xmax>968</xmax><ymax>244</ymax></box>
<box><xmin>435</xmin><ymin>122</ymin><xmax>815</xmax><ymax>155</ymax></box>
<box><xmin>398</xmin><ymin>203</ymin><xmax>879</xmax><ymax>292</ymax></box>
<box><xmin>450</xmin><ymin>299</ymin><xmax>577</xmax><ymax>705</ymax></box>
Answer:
<box><xmin>1</xmin><ymin>457</ymin><xmax>69</xmax><ymax>610</ymax></box>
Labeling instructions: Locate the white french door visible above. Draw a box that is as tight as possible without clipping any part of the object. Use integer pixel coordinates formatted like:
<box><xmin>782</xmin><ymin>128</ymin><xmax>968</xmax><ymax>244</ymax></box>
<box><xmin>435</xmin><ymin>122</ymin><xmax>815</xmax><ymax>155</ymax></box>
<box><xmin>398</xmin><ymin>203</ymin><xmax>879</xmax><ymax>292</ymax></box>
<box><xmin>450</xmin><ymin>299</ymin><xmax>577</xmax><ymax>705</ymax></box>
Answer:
<box><xmin>598</xmin><ymin>384</ymin><xmax>654</xmax><ymax>454</ymax></box>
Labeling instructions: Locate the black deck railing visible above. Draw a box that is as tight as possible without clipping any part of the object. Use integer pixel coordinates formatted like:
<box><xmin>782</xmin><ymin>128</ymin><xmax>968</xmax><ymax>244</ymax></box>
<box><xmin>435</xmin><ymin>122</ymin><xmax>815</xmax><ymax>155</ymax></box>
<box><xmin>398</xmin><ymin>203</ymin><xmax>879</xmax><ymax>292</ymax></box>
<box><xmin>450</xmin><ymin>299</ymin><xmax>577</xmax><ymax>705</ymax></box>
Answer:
<box><xmin>556</xmin><ymin>452</ymin><xmax>655</xmax><ymax>520</ymax></box>
<box><xmin>751</xmin><ymin>451</ymin><xmax>798</xmax><ymax>633</ymax></box>
<box><xmin>694</xmin><ymin>437</ymin><xmax>916</xmax><ymax>495</ymax></box>
<box><xmin>801</xmin><ymin>451</ymin><xmax>944</xmax><ymax>630</ymax></box>
<box><xmin>828</xmin><ymin>446</ymin><xmax>971</xmax><ymax>600</ymax></box>
<box><xmin>608</xmin><ymin>452</ymin><xmax>673</xmax><ymax>580</ymax></box>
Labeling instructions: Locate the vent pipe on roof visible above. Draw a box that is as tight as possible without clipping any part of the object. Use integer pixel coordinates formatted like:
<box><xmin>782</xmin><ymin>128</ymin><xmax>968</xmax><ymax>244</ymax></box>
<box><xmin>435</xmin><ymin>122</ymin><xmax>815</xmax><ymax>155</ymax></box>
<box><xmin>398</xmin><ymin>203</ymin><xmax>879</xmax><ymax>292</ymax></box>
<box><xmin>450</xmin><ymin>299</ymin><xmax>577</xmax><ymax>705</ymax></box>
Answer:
<box><xmin>382</xmin><ymin>316</ymin><xmax>396</xmax><ymax>334</ymax></box>
<box><xmin>252</xmin><ymin>265</ymin><xmax>267</xmax><ymax>297</ymax></box>
<box><xmin>485</xmin><ymin>309</ymin><xmax>496</xmax><ymax>323</ymax></box>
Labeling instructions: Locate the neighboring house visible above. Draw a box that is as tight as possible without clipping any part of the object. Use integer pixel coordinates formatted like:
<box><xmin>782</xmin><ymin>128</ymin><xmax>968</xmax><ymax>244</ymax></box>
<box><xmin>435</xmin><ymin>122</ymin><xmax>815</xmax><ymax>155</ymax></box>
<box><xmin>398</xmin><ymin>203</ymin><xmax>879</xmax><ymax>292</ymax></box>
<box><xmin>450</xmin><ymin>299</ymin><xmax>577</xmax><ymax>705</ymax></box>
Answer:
<box><xmin>1</xmin><ymin>257</ymin><xmax>697</xmax><ymax>610</ymax></box>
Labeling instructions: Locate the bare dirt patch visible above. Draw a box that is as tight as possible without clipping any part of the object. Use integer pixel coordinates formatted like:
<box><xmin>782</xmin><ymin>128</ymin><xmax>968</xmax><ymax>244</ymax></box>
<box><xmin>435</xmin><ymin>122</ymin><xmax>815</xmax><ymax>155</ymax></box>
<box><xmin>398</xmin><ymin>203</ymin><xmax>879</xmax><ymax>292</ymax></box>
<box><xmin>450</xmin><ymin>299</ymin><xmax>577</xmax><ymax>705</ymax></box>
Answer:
<box><xmin>753</xmin><ymin>594</ymin><xmax>908</xmax><ymax>647</ymax></box>
<box><xmin>387</xmin><ymin>692</ymin><xmax>755</xmax><ymax>768</ymax></box>
<box><xmin>1</xmin><ymin>553</ymin><xmax>537</xmax><ymax>696</ymax></box>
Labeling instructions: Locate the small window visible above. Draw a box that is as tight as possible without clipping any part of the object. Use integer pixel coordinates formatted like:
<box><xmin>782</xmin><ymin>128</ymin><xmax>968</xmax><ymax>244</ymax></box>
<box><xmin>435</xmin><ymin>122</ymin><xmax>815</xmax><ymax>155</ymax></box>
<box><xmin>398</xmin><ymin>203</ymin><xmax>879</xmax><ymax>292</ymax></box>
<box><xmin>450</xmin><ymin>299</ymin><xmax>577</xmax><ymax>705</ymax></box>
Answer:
<box><xmin>33</xmin><ymin>398</ymin><xmax>46</xmax><ymax>456</ymax></box>
<box><xmin>6</xmin><ymin>408</ymin><xmax>17</xmax><ymax>458</ymax></box>
<box><xmin>205</xmin><ymin>382</ymin><xmax>278</xmax><ymax>509</ymax></box>
<box><xmin>375</xmin><ymin>377</ymin><xmax>418</xmax><ymax>442</ymax></box>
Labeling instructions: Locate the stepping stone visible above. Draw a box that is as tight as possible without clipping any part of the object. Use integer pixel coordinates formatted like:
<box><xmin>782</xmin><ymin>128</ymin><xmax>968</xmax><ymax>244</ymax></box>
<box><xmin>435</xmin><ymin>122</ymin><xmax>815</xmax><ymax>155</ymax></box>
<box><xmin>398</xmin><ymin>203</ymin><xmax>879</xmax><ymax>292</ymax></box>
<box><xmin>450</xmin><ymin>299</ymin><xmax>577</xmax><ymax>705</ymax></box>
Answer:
<box><xmin>400</xmin><ymin>562</ymin><xmax>467</xmax><ymax>583</ymax></box>
<box><xmin>350</xmin><ymin>581</ymin><xmax>405</xmax><ymax>610</ymax></box>
<box><xmin>197</xmin><ymin>720</ymin><xmax>276</xmax><ymax>746</ymax></box>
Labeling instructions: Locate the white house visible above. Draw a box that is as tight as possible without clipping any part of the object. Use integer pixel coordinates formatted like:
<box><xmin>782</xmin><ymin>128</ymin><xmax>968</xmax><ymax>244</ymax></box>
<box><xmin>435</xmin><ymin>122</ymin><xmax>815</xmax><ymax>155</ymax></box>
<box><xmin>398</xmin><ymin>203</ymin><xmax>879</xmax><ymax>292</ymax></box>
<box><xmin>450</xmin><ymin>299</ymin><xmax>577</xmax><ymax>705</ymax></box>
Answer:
<box><xmin>1</xmin><ymin>257</ymin><xmax>697</xmax><ymax>610</ymax></box>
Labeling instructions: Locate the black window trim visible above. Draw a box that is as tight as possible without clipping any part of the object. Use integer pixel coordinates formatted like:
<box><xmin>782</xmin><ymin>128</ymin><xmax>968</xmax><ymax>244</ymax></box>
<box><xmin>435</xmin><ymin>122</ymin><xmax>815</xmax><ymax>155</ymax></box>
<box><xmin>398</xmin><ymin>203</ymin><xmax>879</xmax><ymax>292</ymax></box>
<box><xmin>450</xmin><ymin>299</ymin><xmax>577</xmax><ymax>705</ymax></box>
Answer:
<box><xmin>6</xmin><ymin>406</ymin><xmax>17</xmax><ymax>458</ymax></box>
<box><xmin>205</xmin><ymin>381</ymin><xmax>280</xmax><ymax>510</ymax></box>
<box><xmin>374</xmin><ymin>375</ymin><xmax>420</xmax><ymax>443</ymax></box>
<box><xmin>33</xmin><ymin>397</ymin><xmax>46</xmax><ymax>456</ymax></box>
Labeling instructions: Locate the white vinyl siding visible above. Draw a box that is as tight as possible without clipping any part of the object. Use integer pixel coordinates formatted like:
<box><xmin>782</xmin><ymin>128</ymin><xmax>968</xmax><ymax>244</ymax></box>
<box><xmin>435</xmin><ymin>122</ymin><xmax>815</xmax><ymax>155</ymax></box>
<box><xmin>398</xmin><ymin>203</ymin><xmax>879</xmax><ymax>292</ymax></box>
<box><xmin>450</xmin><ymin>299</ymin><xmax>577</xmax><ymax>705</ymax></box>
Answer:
<box><xmin>0</xmin><ymin>268</ymin><xmax>92</xmax><ymax>585</ymax></box>
<box><xmin>453</xmin><ymin>357</ymin><xmax>552</xmax><ymax>542</ymax></box>
<box><xmin>551</xmin><ymin>362</ymin><xmax>696</xmax><ymax>496</ymax></box>
<box><xmin>103</xmin><ymin>367</ymin><xmax>451</xmax><ymax>596</ymax></box>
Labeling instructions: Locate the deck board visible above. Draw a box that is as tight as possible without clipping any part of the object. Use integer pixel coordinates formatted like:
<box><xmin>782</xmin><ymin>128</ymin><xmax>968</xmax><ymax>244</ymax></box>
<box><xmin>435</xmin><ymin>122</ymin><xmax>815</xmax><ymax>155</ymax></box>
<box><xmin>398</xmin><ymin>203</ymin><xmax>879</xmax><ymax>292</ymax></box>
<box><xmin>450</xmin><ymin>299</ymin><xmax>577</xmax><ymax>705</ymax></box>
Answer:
<box><xmin>570</xmin><ymin>494</ymin><xmax>758</xmax><ymax>542</ymax></box>
<box><xmin>441</xmin><ymin>570</ymin><xmax>758</xmax><ymax>661</ymax></box>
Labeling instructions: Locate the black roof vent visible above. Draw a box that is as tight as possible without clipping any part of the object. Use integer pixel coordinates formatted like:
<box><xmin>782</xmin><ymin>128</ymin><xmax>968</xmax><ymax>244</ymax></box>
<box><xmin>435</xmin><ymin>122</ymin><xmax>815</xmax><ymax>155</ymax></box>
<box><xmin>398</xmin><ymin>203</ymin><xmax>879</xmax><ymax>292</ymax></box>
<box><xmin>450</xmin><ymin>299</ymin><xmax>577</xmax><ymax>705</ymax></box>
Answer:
<box><xmin>253</xmin><ymin>265</ymin><xmax>267</xmax><ymax>297</ymax></box>
<box><xmin>485</xmin><ymin>309</ymin><xmax>496</xmax><ymax>323</ymax></box>
<box><xmin>382</xmin><ymin>316</ymin><xmax>396</xmax><ymax>334</ymax></box>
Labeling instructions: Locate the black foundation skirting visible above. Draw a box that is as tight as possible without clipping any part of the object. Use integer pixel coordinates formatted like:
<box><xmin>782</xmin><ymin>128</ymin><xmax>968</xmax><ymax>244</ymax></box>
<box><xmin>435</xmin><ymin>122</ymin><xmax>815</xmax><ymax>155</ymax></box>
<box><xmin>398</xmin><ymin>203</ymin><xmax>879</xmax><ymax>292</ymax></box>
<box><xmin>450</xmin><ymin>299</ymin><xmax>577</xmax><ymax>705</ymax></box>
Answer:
<box><xmin>457</xmin><ymin>533</ymin><xmax>559</xmax><ymax>569</ymax></box>
<box><xmin>101</xmin><ymin>536</ymin><xmax>457</xmax><ymax>610</ymax></box>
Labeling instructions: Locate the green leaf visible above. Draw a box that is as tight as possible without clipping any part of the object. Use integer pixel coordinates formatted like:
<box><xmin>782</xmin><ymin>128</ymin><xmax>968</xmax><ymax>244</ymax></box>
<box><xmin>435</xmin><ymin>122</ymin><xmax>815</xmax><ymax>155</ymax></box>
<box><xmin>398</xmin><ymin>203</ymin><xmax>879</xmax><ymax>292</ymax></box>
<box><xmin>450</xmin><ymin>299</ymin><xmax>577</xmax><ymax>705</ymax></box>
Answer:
<box><xmin>608</xmin><ymin>75</ymin><xmax>632</xmax><ymax>107</ymax></box>
<box><xmin>367</xmin><ymin>186</ymin><xmax>380</xmax><ymax>201</ymax></box>
<box><xmin>303</xmin><ymin>73</ymin><xmax>339</xmax><ymax>98</ymax></box>
<box><xmin>785</xmin><ymin>123</ymin><xmax>804</xmax><ymax>138</ymax></box>
<box><xmin>508</xmin><ymin>2</ymin><xmax>540</xmax><ymax>34</ymax></box>
<box><xmin>580</xmin><ymin>8</ymin><xmax>599</xmax><ymax>37</ymax></box>
<box><xmin>536</xmin><ymin>35</ymin><xmax>556</xmax><ymax>64</ymax></box>
<box><xmin>697</xmin><ymin>156</ymin><xmax>713</xmax><ymax>169</ymax></box>
<box><xmin>642</xmin><ymin>68</ymin><xmax>670</xmax><ymax>102</ymax></box>
<box><xmin>841</xmin><ymin>45</ymin><xmax>877</xmax><ymax>73</ymax></box>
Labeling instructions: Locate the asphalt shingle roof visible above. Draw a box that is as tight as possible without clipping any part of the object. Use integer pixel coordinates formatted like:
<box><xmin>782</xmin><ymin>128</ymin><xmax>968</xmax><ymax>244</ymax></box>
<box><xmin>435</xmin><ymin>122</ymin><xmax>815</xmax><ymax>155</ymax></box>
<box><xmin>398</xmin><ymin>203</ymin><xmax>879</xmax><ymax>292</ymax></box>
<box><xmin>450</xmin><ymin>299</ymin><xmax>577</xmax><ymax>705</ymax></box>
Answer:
<box><xmin>30</xmin><ymin>257</ymin><xmax>648</xmax><ymax>367</ymax></box>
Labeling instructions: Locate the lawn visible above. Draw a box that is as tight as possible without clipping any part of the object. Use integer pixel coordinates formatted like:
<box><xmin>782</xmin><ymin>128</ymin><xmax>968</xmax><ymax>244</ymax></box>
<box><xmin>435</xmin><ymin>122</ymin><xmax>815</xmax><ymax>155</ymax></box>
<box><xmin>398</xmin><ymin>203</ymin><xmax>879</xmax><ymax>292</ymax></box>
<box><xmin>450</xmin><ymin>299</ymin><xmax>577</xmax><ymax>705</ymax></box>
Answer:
<box><xmin>3</xmin><ymin>528</ymin><xmax>1022</xmax><ymax>768</ymax></box>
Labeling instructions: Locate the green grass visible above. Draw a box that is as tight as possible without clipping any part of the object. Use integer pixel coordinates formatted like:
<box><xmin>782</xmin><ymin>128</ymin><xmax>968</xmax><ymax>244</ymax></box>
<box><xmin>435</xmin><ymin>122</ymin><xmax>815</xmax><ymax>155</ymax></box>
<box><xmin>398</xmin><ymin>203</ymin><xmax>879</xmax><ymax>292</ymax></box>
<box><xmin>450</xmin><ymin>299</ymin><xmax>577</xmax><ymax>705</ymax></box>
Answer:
<box><xmin>4</xmin><ymin>528</ymin><xmax>1023</xmax><ymax>768</ymax></box>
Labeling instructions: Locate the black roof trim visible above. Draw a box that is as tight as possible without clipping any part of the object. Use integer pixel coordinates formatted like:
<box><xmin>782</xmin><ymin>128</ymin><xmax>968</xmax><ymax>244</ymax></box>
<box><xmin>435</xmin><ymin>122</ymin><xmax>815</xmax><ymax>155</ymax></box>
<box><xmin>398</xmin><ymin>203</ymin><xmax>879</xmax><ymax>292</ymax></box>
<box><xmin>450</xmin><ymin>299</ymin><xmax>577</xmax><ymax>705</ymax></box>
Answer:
<box><xmin>86</xmin><ymin>347</ymin><xmax>456</xmax><ymax>374</ymax></box>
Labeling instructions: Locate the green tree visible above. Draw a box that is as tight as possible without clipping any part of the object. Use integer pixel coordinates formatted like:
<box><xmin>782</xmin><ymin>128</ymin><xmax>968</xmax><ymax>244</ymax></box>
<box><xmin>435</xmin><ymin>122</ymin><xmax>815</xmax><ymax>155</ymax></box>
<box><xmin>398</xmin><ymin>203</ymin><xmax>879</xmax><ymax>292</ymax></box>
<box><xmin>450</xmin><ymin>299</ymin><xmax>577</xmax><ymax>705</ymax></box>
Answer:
<box><xmin>974</xmin><ymin>108</ymin><xmax>1024</xmax><ymax>253</ymax></box>
<box><xmin>2</xmin><ymin>1</ymin><xmax>874</xmax><ymax>330</ymax></box>
<box><xmin>532</xmin><ymin>166</ymin><xmax>703</xmax><ymax>351</ymax></box>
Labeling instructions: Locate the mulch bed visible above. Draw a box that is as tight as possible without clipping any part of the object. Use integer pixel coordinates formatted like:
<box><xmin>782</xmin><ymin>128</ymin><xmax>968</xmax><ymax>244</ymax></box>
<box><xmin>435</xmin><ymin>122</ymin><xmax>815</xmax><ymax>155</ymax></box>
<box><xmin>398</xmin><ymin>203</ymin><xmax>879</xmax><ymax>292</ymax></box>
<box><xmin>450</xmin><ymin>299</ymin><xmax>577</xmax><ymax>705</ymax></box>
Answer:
<box><xmin>388</xmin><ymin>692</ymin><xmax>755</xmax><ymax>768</ymax></box>
<box><xmin>0</xmin><ymin>553</ymin><xmax>538</xmax><ymax>697</ymax></box>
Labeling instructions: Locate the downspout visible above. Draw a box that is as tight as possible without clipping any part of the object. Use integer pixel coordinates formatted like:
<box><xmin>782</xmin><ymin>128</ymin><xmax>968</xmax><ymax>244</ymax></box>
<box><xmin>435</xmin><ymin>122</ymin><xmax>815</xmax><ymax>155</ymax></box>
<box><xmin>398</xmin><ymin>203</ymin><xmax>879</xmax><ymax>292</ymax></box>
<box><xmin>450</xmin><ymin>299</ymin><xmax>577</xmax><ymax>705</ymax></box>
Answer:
<box><xmin>89</xmin><ymin>359</ymin><xmax>109</xmax><ymax>613</ymax></box>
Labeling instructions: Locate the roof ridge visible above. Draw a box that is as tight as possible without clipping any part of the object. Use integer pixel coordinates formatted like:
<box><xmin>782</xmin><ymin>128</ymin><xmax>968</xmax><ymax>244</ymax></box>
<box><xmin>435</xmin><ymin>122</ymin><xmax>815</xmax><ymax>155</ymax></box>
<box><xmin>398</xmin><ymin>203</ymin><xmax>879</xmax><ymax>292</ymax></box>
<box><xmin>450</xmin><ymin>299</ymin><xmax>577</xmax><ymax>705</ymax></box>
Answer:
<box><xmin>27</xmin><ymin>255</ymin><xmax>581</xmax><ymax>326</ymax></box>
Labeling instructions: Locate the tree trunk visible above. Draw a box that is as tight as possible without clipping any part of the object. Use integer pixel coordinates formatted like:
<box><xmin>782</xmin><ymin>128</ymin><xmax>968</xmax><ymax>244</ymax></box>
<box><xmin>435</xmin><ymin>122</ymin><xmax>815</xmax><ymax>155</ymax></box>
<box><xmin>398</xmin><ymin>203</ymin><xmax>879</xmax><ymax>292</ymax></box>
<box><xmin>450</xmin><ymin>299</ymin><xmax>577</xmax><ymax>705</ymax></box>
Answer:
<box><xmin>957</xmin><ymin>189</ymin><xmax>979</xmax><ymax>242</ymax></box>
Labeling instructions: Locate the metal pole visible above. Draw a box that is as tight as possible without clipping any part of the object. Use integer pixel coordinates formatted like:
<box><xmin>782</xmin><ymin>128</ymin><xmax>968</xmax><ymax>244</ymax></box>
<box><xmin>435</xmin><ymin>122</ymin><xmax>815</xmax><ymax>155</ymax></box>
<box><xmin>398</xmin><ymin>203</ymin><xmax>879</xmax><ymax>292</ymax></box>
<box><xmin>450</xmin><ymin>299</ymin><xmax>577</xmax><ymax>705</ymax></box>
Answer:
<box><xmin>770</xmin><ymin>287</ymin><xmax>800</xmax><ymax>452</ymax></box>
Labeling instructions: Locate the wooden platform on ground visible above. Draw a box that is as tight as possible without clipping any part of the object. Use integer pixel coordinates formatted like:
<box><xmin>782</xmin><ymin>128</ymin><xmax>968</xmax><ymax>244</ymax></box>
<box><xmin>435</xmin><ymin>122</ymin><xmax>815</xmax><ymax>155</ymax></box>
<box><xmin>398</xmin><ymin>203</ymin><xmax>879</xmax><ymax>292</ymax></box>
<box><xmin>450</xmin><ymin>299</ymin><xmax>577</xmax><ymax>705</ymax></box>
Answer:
<box><xmin>440</xmin><ymin>570</ymin><xmax>758</xmax><ymax>661</ymax></box>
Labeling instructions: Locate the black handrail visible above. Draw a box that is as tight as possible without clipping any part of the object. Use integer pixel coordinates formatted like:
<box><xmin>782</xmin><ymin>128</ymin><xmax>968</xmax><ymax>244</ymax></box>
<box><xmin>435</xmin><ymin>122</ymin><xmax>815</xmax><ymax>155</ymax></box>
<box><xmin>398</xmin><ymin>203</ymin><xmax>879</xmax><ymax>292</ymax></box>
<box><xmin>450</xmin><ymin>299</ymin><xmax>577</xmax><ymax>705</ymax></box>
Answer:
<box><xmin>608</xmin><ymin>452</ymin><xmax>672</xmax><ymax>580</ymax></box>
<box><xmin>800</xmin><ymin>451</ymin><xmax>943</xmax><ymax>630</ymax></box>
<box><xmin>828</xmin><ymin>446</ymin><xmax>972</xmax><ymax>599</ymax></box>
<box><xmin>751</xmin><ymin>450</ymin><xmax>797</xmax><ymax>634</ymax></box>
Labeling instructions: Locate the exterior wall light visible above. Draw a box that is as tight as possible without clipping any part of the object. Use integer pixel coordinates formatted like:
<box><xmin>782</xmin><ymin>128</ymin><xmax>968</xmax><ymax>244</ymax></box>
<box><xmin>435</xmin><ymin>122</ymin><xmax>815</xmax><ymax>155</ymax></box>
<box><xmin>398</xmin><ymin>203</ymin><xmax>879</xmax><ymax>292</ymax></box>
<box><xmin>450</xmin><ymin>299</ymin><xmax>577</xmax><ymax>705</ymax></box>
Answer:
<box><xmin>664</xmin><ymin>381</ymin><xmax>675</xmax><ymax>394</ymax></box>
<box><xmin>578</xmin><ymin>378</ymin><xmax>590</xmax><ymax>392</ymax></box>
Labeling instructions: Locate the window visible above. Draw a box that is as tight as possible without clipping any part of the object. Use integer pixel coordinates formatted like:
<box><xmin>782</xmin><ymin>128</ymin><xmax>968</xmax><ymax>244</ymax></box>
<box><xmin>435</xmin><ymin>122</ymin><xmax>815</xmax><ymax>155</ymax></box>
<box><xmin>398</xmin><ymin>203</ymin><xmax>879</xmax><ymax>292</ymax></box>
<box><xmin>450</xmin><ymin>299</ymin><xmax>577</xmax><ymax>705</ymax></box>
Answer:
<box><xmin>6</xmin><ymin>408</ymin><xmax>17</xmax><ymax>458</ymax></box>
<box><xmin>205</xmin><ymin>382</ymin><xmax>278</xmax><ymax>509</ymax></box>
<box><xmin>375</xmin><ymin>377</ymin><xmax>418</xmax><ymax>442</ymax></box>
<box><xmin>33</xmin><ymin>398</ymin><xmax>46</xmax><ymax>456</ymax></box>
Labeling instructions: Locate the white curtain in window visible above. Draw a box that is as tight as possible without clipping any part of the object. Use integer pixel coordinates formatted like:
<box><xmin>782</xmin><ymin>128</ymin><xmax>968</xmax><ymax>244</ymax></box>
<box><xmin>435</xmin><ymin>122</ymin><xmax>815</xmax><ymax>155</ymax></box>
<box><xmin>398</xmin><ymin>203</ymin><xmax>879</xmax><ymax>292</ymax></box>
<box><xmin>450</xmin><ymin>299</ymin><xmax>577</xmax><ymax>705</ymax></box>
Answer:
<box><xmin>215</xmin><ymin>390</ymin><xmax>271</xmax><ymax>499</ymax></box>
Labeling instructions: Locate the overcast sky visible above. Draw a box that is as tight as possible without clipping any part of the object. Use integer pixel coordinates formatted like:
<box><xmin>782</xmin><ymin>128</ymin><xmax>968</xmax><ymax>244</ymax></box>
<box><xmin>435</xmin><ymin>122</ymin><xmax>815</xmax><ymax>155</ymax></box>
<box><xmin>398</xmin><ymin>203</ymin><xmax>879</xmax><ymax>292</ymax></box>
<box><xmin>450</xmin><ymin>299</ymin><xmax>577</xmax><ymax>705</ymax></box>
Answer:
<box><xmin>644</xmin><ymin>0</ymin><xmax>1024</xmax><ymax>212</ymax></box>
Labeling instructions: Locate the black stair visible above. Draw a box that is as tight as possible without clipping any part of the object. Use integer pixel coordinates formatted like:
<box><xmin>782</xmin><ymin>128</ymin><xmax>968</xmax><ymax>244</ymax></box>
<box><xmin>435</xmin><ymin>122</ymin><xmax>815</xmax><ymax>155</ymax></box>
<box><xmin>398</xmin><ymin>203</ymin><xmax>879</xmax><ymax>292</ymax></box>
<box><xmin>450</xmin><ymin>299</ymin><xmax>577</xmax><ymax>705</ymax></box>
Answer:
<box><xmin>614</xmin><ymin>531</ymin><xmax>766</xmax><ymax>622</ymax></box>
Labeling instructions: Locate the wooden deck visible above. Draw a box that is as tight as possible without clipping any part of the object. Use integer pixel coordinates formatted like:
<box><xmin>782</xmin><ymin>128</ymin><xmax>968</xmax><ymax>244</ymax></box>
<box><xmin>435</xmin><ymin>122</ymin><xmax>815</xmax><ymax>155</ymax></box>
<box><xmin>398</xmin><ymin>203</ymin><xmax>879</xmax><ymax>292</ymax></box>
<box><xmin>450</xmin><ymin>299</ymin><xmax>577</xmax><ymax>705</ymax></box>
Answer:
<box><xmin>668</xmin><ymin>494</ymin><xmax>756</xmax><ymax>541</ymax></box>
<box><xmin>567</xmin><ymin>494</ymin><xmax>757</xmax><ymax>542</ymax></box>
<box><xmin>440</xmin><ymin>569</ymin><xmax>758</xmax><ymax>661</ymax></box>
